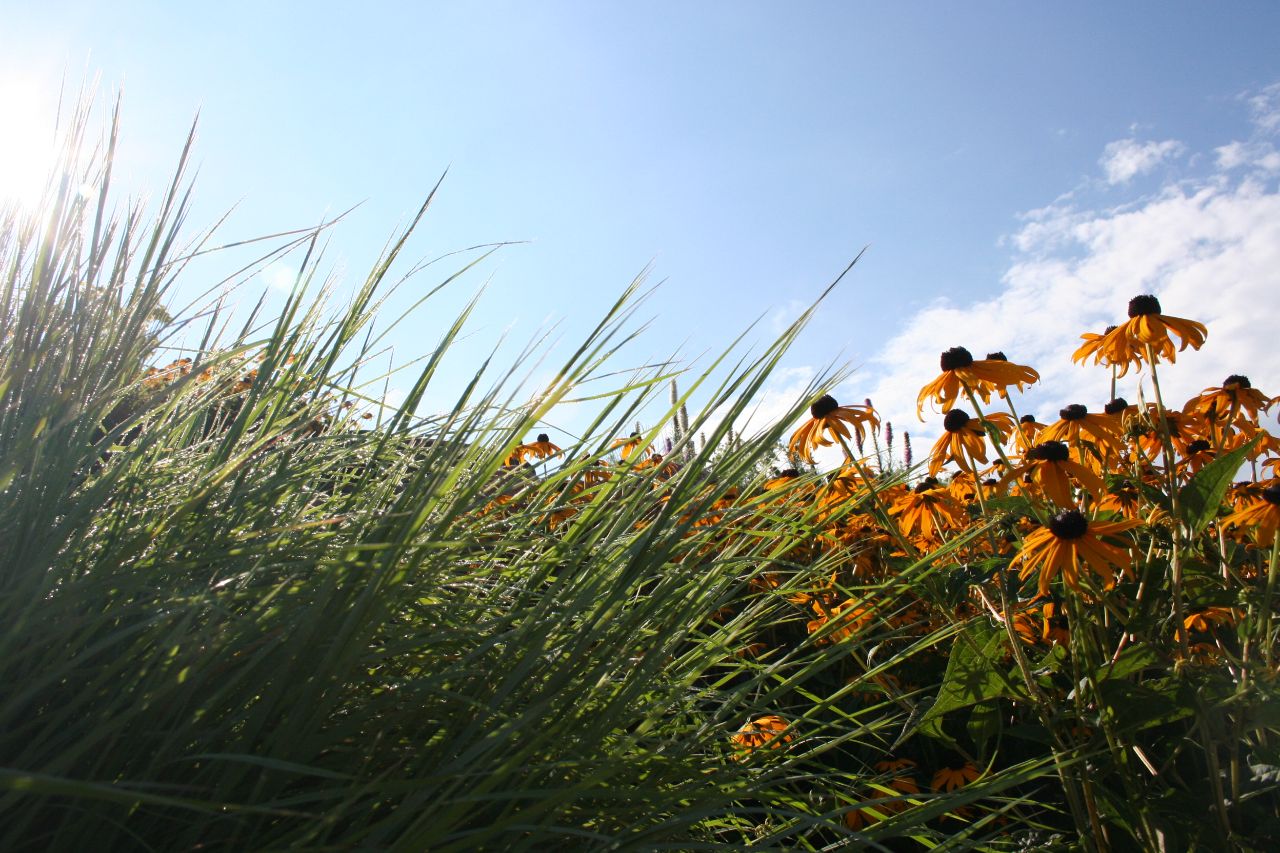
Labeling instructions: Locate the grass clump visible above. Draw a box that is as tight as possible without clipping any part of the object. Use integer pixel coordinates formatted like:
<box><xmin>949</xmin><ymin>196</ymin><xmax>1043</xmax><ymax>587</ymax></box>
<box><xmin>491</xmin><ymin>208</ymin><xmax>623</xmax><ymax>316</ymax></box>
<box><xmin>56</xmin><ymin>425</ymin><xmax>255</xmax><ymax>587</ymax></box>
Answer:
<box><xmin>3</xmin><ymin>100</ymin><xmax>1279</xmax><ymax>852</ymax></box>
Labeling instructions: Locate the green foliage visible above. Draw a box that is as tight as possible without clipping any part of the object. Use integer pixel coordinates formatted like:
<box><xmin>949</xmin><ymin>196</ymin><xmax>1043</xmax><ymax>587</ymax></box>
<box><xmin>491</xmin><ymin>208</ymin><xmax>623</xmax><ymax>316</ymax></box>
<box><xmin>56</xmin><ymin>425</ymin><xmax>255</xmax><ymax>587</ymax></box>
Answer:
<box><xmin>0</xmin><ymin>103</ymin><xmax>1056</xmax><ymax>851</ymax></box>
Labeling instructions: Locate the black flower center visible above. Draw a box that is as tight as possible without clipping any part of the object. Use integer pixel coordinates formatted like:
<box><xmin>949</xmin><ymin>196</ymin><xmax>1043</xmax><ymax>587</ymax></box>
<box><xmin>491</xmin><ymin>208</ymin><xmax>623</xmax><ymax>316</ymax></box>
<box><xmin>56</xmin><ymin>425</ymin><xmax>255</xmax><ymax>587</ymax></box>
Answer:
<box><xmin>1020</xmin><ymin>414</ymin><xmax>1038</xmax><ymax>424</ymax></box>
<box><xmin>1048</xmin><ymin>509</ymin><xmax>1089</xmax><ymax>539</ymax></box>
<box><xmin>1186</xmin><ymin>440</ymin><xmax>1212</xmax><ymax>455</ymax></box>
<box><xmin>1224</xmin><ymin>374</ymin><xmax>1252</xmax><ymax>389</ymax></box>
<box><xmin>536</xmin><ymin>433</ymin><xmax>550</xmax><ymax>443</ymax></box>
<box><xmin>914</xmin><ymin>476</ymin><xmax>941</xmax><ymax>493</ymax></box>
<box><xmin>1060</xmin><ymin>404</ymin><xmax>1087</xmax><ymax>421</ymax></box>
<box><xmin>777</xmin><ymin>468</ymin><xmax>798</xmax><ymax>478</ymax></box>
<box><xmin>943</xmin><ymin>409</ymin><xmax>972</xmax><ymax>432</ymax></box>
<box><xmin>1027</xmin><ymin>441</ymin><xmax>1070</xmax><ymax>462</ymax></box>
<box><xmin>810</xmin><ymin>394</ymin><xmax>840</xmax><ymax>418</ymax></box>
<box><xmin>1128</xmin><ymin>294</ymin><xmax>1162</xmax><ymax>317</ymax></box>
<box><xmin>1104</xmin><ymin>325</ymin><xmax>1118</xmax><ymax>334</ymax></box>
<box><xmin>1103</xmin><ymin>398</ymin><xmax>1129</xmax><ymax>415</ymax></box>
<box><xmin>986</xmin><ymin>351</ymin><xmax>1007</xmax><ymax>361</ymax></box>
<box><xmin>939</xmin><ymin>346</ymin><xmax>974</xmax><ymax>371</ymax></box>
<box><xmin>1263</xmin><ymin>485</ymin><xmax>1280</xmax><ymax>506</ymax></box>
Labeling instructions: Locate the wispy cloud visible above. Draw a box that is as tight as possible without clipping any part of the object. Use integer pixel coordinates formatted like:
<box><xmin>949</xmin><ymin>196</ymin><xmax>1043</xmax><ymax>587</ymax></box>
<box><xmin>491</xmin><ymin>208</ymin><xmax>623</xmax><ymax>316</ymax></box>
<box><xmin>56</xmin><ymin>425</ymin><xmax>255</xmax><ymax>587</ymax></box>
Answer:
<box><xmin>844</xmin><ymin>85</ymin><xmax>1280</xmax><ymax>461</ymax></box>
<box><xmin>722</xmin><ymin>85</ymin><xmax>1280</xmax><ymax>474</ymax></box>
<box><xmin>1099</xmin><ymin>138</ymin><xmax>1184</xmax><ymax>184</ymax></box>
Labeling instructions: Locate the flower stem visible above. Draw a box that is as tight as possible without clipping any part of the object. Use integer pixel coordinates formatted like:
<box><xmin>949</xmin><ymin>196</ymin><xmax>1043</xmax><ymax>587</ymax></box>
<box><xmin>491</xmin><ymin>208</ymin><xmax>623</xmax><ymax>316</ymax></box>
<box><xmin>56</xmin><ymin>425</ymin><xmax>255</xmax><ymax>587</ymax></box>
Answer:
<box><xmin>1144</xmin><ymin>344</ymin><xmax>1190</xmax><ymax>660</ymax></box>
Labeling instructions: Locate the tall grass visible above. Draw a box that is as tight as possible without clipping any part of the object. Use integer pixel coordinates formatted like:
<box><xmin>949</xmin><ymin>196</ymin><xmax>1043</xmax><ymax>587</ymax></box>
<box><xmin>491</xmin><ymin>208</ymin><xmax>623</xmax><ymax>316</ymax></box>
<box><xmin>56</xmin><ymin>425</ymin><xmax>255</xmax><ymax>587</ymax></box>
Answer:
<box><xmin>9</xmin><ymin>99</ymin><xmax>1275</xmax><ymax>852</ymax></box>
<box><xmin>0</xmin><ymin>102</ymin><xmax>1053</xmax><ymax>851</ymax></box>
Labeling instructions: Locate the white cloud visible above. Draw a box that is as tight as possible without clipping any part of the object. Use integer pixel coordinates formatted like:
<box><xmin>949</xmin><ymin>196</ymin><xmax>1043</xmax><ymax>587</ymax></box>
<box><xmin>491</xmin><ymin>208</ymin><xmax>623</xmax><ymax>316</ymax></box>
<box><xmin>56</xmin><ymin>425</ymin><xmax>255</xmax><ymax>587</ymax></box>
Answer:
<box><xmin>730</xmin><ymin>86</ymin><xmax>1280</xmax><ymax>476</ymax></box>
<box><xmin>1214</xmin><ymin>85</ymin><xmax>1280</xmax><ymax>175</ymax></box>
<box><xmin>1099</xmin><ymin>138</ymin><xmax>1184</xmax><ymax>184</ymax></box>
<box><xmin>851</xmin><ymin>99</ymin><xmax>1280</xmax><ymax>464</ymax></box>
<box><xmin>1246</xmin><ymin>82</ymin><xmax>1280</xmax><ymax>134</ymax></box>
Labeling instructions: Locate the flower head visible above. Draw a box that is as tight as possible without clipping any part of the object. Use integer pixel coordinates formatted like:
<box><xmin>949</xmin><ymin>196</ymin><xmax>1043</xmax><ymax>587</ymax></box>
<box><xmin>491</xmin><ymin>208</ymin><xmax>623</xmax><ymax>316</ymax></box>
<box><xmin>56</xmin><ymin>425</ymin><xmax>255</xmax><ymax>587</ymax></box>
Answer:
<box><xmin>1013</xmin><ymin>509</ymin><xmax>1140</xmax><ymax>596</ymax></box>
<box><xmin>506</xmin><ymin>432</ymin><xmax>562</xmax><ymax>465</ymax></box>
<box><xmin>731</xmin><ymin>715</ymin><xmax>794</xmax><ymax>757</ymax></box>
<box><xmin>609</xmin><ymin>432</ymin><xmax>647</xmax><ymax>461</ymax></box>
<box><xmin>927</xmin><ymin>408</ymin><xmax>1014</xmax><ymax>476</ymax></box>
<box><xmin>917</xmin><ymin>346</ymin><xmax>1038</xmax><ymax>419</ymax></box>
<box><xmin>1222</xmin><ymin>482</ymin><xmax>1280</xmax><ymax>546</ymax></box>
<box><xmin>1187</xmin><ymin>374</ymin><xmax>1276</xmax><ymax>427</ymax></box>
<box><xmin>1039</xmin><ymin>403</ymin><xmax>1127</xmax><ymax>460</ymax></box>
<box><xmin>931</xmin><ymin>761</ymin><xmax>980</xmax><ymax>792</ymax></box>
<box><xmin>1090</xmin><ymin>295</ymin><xmax>1208</xmax><ymax>368</ymax></box>
<box><xmin>1001</xmin><ymin>440</ymin><xmax>1106</xmax><ymax>507</ymax></box>
<box><xmin>788</xmin><ymin>395</ymin><xmax>880</xmax><ymax>463</ymax></box>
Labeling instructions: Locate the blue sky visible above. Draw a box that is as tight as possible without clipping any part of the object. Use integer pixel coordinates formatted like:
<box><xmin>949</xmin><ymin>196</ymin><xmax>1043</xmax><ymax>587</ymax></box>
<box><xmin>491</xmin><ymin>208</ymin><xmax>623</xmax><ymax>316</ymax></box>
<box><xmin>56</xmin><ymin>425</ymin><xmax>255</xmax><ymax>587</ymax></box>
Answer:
<box><xmin>3</xmin><ymin>2</ymin><xmax>1279</xmax><ymax>455</ymax></box>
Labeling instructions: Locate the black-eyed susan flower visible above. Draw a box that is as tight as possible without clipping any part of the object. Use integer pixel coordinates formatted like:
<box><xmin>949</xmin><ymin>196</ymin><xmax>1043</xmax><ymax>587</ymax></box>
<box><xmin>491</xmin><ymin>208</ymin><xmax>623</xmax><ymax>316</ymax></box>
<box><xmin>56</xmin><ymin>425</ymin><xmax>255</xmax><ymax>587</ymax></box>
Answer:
<box><xmin>1104</xmin><ymin>294</ymin><xmax>1208</xmax><ymax>366</ymax></box>
<box><xmin>1011</xmin><ymin>608</ymin><xmax>1042</xmax><ymax>646</ymax></box>
<box><xmin>731</xmin><ymin>715</ymin><xmax>794</xmax><ymax>757</ymax></box>
<box><xmin>1177</xmin><ymin>439</ymin><xmax>1215</xmax><ymax>475</ymax></box>
<box><xmin>807</xmin><ymin>597</ymin><xmax>876</xmax><ymax>644</ymax></box>
<box><xmin>1014</xmin><ymin>413</ymin><xmax>1045</xmax><ymax>453</ymax></box>
<box><xmin>1103</xmin><ymin>397</ymin><xmax>1137</xmax><ymax>419</ymax></box>
<box><xmin>1183</xmin><ymin>606</ymin><xmax>1241</xmax><ymax>634</ymax></box>
<box><xmin>917</xmin><ymin>346</ymin><xmax>1039</xmax><ymax>418</ymax></box>
<box><xmin>1221</xmin><ymin>482</ymin><xmax>1280</xmax><ymax>546</ymax></box>
<box><xmin>789</xmin><ymin>395</ymin><xmax>880</xmax><ymax>463</ymax></box>
<box><xmin>1134</xmin><ymin>405</ymin><xmax>1209</xmax><ymax>460</ymax></box>
<box><xmin>609</xmin><ymin>431</ymin><xmax>646</xmax><ymax>461</ymax></box>
<box><xmin>844</xmin><ymin>762</ymin><xmax>921</xmax><ymax>829</ymax></box>
<box><xmin>1073</xmin><ymin>324</ymin><xmax>1145</xmax><ymax>377</ymax></box>
<box><xmin>1001</xmin><ymin>440</ymin><xmax>1106</xmax><ymax>507</ymax></box>
<box><xmin>888</xmin><ymin>480</ymin><xmax>967</xmax><ymax>541</ymax></box>
<box><xmin>874</xmin><ymin>756</ymin><xmax>919</xmax><ymax>775</ymax></box>
<box><xmin>1013</xmin><ymin>509</ymin><xmax>1140</xmax><ymax>597</ymax></box>
<box><xmin>1187</xmin><ymin>374</ymin><xmax>1275</xmax><ymax>427</ymax></box>
<box><xmin>764</xmin><ymin>467</ymin><xmax>800</xmax><ymax>491</ymax></box>
<box><xmin>931</xmin><ymin>761</ymin><xmax>980</xmax><ymax>792</ymax></box>
<box><xmin>506</xmin><ymin>432</ymin><xmax>562</xmax><ymax>465</ymax></box>
<box><xmin>1039</xmin><ymin>403</ymin><xmax>1127</xmax><ymax>459</ymax></box>
<box><xmin>927</xmin><ymin>409</ymin><xmax>1014</xmax><ymax>476</ymax></box>
<box><xmin>1040</xmin><ymin>599</ymin><xmax>1070</xmax><ymax>646</ymax></box>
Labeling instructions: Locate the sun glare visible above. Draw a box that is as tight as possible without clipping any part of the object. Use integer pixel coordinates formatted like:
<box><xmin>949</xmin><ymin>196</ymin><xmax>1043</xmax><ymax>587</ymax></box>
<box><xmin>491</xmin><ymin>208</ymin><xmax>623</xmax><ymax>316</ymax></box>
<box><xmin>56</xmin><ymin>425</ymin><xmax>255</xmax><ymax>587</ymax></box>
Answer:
<box><xmin>0</xmin><ymin>77</ymin><xmax>59</xmax><ymax>209</ymax></box>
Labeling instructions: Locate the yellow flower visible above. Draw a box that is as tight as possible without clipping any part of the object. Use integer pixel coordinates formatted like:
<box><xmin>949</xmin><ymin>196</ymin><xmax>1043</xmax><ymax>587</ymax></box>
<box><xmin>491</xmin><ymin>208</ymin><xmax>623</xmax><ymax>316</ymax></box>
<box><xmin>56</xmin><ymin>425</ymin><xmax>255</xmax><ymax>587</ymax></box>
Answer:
<box><xmin>1221</xmin><ymin>483</ymin><xmax>1280</xmax><ymax>546</ymax></box>
<box><xmin>874</xmin><ymin>757</ymin><xmax>918</xmax><ymax>774</ymax></box>
<box><xmin>807</xmin><ymin>597</ymin><xmax>875</xmax><ymax>644</ymax></box>
<box><xmin>1183</xmin><ymin>606</ymin><xmax>1241</xmax><ymax>634</ymax></box>
<box><xmin>917</xmin><ymin>346</ymin><xmax>1038</xmax><ymax>418</ymax></box>
<box><xmin>1105</xmin><ymin>294</ymin><xmax>1207</xmax><ymax>366</ymax></box>
<box><xmin>1000</xmin><ymin>440</ymin><xmax>1106</xmax><ymax>507</ymax></box>
<box><xmin>1012</xmin><ymin>509</ymin><xmax>1140</xmax><ymax>597</ymax></box>
<box><xmin>788</xmin><ymin>395</ymin><xmax>879</xmax><ymax>463</ymax></box>
<box><xmin>931</xmin><ymin>761</ymin><xmax>980</xmax><ymax>792</ymax></box>
<box><xmin>1039</xmin><ymin>403</ymin><xmax>1127</xmax><ymax>460</ymax></box>
<box><xmin>731</xmin><ymin>715</ymin><xmax>794</xmax><ymax>757</ymax></box>
<box><xmin>608</xmin><ymin>432</ymin><xmax>646</xmax><ymax>461</ymax></box>
<box><xmin>927</xmin><ymin>409</ymin><xmax>1013</xmax><ymax>476</ymax></box>
<box><xmin>1186</xmin><ymin>374</ymin><xmax>1275</xmax><ymax>426</ymax></box>
<box><xmin>888</xmin><ymin>480</ymin><xmax>967</xmax><ymax>541</ymax></box>
<box><xmin>506</xmin><ymin>432</ymin><xmax>562</xmax><ymax>465</ymax></box>
<box><xmin>1073</xmin><ymin>324</ymin><xmax>1143</xmax><ymax>376</ymax></box>
<box><xmin>1014</xmin><ymin>413</ymin><xmax>1046</xmax><ymax>453</ymax></box>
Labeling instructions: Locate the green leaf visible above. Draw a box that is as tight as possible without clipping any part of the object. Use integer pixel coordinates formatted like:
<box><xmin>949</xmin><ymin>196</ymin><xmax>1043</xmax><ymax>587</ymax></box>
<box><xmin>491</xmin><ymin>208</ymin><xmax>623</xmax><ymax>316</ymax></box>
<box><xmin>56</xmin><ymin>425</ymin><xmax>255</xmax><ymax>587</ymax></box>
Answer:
<box><xmin>1177</xmin><ymin>435</ymin><xmax>1259</xmax><ymax>534</ymax></box>
<box><xmin>1095</xmin><ymin>644</ymin><xmax>1160</xmax><ymax>682</ymax></box>
<box><xmin>1097</xmin><ymin>678</ymin><xmax>1193</xmax><ymax>733</ymax></box>
<box><xmin>917</xmin><ymin>620</ymin><xmax>1019</xmax><ymax>742</ymax></box>
<box><xmin>968</xmin><ymin>701</ymin><xmax>1001</xmax><ymax>760</ymax></box>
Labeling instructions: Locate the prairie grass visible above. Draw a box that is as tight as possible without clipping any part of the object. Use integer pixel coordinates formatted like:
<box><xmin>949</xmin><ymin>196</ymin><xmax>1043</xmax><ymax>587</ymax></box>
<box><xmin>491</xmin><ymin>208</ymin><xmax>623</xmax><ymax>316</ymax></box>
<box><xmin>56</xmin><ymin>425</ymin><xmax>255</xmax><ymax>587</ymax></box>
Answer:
<box><xmin>2</xmin><ymin>101</ymin><xmax>1278</xmax><ymax>852</ymax></box>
